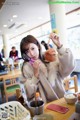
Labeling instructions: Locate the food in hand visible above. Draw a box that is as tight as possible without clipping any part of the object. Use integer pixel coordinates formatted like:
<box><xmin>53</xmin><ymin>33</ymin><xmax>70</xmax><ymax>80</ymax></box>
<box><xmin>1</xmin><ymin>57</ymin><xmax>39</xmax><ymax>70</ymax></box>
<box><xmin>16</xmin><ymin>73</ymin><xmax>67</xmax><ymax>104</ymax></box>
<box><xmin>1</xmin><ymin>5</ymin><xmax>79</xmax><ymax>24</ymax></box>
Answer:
<box><xmin>44</xmin><ymin>48</ymin><xmax>56</xmax><ymax>62</ymax></box>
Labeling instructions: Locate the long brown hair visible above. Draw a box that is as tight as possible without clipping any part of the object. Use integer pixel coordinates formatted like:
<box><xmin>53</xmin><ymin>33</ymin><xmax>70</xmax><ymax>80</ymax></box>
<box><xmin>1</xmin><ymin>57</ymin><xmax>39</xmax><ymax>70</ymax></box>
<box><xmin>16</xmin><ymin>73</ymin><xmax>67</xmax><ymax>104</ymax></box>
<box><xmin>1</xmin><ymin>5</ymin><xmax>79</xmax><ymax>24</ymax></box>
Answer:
<box><xmin>20</xmin><ymin>35</ymin><xmax>44</xmax><ymax>78</ymax></box>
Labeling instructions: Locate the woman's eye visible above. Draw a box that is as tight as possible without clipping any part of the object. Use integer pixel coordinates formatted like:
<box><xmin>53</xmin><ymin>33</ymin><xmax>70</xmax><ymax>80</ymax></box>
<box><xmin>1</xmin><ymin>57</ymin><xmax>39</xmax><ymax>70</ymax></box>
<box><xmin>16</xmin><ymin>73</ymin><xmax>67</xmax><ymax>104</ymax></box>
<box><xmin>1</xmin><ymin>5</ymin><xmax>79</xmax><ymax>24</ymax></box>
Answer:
<box><xmin>32</xmin><ymin>48</ymin><xmax>34</xmax><ymax>50</ymax></box>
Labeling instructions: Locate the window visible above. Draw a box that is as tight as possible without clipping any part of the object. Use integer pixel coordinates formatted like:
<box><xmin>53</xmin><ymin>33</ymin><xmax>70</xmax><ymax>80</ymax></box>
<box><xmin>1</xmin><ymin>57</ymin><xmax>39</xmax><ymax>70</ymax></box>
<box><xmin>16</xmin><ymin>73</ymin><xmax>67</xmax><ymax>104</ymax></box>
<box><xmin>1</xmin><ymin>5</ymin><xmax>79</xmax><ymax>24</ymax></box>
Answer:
<box><xmin>67</xmin><ymin>25</ymin><xmax>80</xmax><ymax>59</ymax></box>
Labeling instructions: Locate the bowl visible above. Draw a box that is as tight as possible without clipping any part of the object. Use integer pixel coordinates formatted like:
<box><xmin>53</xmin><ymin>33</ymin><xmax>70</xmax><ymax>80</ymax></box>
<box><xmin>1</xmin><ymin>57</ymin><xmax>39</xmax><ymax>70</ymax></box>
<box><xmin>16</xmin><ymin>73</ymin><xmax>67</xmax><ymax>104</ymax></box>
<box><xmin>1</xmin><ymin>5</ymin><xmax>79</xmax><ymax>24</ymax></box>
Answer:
<box><xmin>64</xmin><ymin>93</ymin><xmax>77</xmax><ymax>104</ymax></box>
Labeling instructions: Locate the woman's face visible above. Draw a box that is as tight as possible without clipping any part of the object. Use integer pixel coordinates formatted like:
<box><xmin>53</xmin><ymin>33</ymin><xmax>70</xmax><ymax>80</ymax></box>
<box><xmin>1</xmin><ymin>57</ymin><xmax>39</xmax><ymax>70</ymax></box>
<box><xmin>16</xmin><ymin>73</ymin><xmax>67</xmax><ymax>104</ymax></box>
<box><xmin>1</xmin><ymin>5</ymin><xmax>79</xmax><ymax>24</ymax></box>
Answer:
<box><xmin>25</xmin><ymin>43</ymin><xmax>39</xmax><ymax>60</ymax></box>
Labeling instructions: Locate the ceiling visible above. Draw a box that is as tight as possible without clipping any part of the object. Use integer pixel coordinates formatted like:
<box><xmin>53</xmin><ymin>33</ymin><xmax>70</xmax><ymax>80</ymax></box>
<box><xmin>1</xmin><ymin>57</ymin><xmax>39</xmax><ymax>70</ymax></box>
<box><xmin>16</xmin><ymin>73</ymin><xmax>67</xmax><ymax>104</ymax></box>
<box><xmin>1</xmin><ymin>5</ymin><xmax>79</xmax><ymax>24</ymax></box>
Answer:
<box><xmin>0</xmin><ymin>0</ymin><xmax>80</xmax><ymax>37</ymax></box>
<box><xmin>0</xmin><ymin>0</ymin><xmax>50</xmax><ymax>36</ymax></box>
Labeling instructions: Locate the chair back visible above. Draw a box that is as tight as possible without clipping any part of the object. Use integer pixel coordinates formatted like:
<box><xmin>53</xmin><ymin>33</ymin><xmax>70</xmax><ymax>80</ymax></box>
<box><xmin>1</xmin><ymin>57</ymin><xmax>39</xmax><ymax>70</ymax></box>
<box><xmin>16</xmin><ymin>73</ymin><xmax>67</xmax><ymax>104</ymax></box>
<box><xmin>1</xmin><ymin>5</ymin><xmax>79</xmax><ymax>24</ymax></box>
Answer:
<box><xmin>3</xmin><ymin>75</ymin><xmax>20</xmax><ymax>102</ymax></box>
<box><xmin>63</xmin><ymin>75</ymin><xmax>78</xmax><ymax>93</ymax></box>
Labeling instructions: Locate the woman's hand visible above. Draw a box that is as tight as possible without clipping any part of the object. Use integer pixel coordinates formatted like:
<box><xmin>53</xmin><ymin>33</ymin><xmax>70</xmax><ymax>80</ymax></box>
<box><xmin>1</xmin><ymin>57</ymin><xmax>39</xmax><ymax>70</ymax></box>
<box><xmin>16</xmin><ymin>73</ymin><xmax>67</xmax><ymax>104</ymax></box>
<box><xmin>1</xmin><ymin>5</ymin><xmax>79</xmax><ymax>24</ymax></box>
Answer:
<box><xmin>32</xmin><ymin>60</ymin><xmax>41</xmax><ymax>78</ymax></box>
<box><xmin>49</xmin><ymin>33</ymin><xmax>62</xmax><ymax>48</ymax></box>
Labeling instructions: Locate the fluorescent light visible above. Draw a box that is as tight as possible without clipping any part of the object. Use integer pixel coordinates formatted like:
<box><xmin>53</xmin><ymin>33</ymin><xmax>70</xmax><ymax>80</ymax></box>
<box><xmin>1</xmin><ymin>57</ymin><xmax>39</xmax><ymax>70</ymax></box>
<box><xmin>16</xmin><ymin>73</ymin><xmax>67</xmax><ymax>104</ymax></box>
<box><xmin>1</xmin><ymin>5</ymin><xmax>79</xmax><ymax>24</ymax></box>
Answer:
<box><xmin>13</xmin><ymin>15</ymin><xmax>18</xmax><ymax>18</ymax></box>
<box><xmin>3</xmin><ymin>25</ymin><xmax>7</xmax><ymax>27</ymax></box>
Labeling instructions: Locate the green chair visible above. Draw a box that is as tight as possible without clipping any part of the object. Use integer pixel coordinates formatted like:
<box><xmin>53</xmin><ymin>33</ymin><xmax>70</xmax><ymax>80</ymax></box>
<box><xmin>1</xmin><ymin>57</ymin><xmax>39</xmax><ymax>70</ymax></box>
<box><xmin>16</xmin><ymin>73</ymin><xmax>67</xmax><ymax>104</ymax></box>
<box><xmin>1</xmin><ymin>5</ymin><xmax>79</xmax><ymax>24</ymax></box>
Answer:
<box><xmin>3</xmin><ymin>76</ymin><xmax>20</xmax><ymax>102</ymax></box>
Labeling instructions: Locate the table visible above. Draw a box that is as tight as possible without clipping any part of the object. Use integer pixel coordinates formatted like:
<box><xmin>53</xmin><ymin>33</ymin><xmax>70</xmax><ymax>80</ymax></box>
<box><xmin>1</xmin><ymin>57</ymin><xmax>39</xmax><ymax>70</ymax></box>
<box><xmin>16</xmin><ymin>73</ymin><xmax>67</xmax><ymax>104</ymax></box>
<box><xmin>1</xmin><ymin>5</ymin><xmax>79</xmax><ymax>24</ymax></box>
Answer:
<box><xmin>5</xmin><ymin>61</ymin><xmax>19</xmax><ymax>70</ymax></box>
<box><xmin>0</xmin><ymin>69</ymin><xmax>21</xmax><ymax>102</ymax></box>
<box><xmin>44</xmin><ymin>98</ymin><xmax>75</xmax><ymax>120</ymax></box>
<box><xmin>0</xmin><ymin>69</ymin><xmax>21</xmax><ymax>80</ymax></box>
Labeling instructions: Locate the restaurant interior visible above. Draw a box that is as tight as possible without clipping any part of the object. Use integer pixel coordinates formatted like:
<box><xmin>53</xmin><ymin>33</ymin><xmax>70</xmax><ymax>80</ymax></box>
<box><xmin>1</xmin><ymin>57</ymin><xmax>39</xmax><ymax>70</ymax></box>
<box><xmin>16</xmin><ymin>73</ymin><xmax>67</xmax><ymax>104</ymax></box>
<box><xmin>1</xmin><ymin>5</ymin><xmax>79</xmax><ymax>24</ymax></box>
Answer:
<box><xmin>0</xmin><ymin>0</ymin><xmax>80</xmax><ymax>120</ymax></box>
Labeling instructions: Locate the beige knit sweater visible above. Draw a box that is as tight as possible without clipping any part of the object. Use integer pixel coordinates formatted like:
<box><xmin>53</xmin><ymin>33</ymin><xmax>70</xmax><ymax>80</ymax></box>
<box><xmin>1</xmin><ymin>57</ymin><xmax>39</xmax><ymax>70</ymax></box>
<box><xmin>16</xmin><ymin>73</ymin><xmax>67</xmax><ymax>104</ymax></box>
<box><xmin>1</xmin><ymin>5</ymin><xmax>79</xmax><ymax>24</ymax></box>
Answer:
<box><xmin>21</xmin><ymin>46</ymin><xmax>75</xmax><ymax>103</ymax></box>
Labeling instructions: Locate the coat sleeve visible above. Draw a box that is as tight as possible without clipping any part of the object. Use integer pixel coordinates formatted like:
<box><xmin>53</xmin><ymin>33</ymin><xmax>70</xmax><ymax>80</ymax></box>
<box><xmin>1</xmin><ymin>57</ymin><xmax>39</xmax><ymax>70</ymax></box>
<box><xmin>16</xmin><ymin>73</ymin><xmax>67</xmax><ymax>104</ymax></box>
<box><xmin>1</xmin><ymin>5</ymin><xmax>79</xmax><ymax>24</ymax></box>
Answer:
<box><xmin>57</xmin><ymin>46</ymin><xmax>75</xmax><ymax>78</ymax></box>
<box><xmin>22</xmin><ymin>64</ymin><xmax>39</xmax><ymax>100</ymax></box>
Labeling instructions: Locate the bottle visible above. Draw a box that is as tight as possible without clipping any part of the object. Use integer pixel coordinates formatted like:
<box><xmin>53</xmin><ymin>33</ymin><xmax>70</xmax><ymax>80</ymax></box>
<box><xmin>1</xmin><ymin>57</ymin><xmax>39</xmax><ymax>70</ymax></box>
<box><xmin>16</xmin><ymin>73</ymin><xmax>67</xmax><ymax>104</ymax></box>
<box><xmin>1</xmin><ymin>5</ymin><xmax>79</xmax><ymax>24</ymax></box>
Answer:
<box><xmin>35</xmin><ymin>92</ymin><xmax>44</xmax><ymax>115</ymax></box>
<box><xmin>35</xmin><ymin>92</ymin><xmax>42</xmax><ymax>101</ymax></box>
<box><xmin>35</xmin><ymin>92</ymin><xmax>43</xmax><ymax>107</ymax></box>
<box><xmin>16</xmin><ymin>88</ymin><xmax>24</xmax><ymax>106</ymax></box>
<box><xmin>75</xmin><ymin>93</ymin><xmax>80</xmax><ymax>114</ymax></box>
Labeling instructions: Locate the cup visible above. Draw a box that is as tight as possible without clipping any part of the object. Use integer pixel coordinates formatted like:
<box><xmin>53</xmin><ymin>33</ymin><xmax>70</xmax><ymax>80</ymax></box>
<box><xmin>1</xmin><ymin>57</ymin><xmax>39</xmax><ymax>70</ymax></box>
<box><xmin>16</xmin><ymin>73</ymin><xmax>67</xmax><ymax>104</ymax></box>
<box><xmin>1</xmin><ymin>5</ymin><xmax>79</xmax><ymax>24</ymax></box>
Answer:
<box><xmin>28</xmin><ymin>100</ymin><xmax>44</xmax><ymax>117</ymax></box>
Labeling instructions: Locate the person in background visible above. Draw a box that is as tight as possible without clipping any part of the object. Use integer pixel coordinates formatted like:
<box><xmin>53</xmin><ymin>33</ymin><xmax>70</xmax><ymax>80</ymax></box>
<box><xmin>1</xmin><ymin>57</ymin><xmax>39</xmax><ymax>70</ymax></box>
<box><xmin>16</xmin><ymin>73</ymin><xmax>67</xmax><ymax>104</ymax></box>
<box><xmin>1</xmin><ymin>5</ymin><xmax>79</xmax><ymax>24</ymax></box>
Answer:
<box><xmin>47</xmin><ymin>39</ymin><xmax>53</xmax><ymax>48</ymax></box>
<box><xmin>0</xmin><ymin>53</ymin><xmax>6</xmax><ymax>102</ymax></box>
<box><xmin>41</xmin><ymin>40</ymin><xmax>53</xmax><ymax>50</ymax></box>
<box><xmin>41</xmin><ymin>40</ymin><xmax>49</xmax><ymax>50</ymax></box>
<box><xmin>1</xmin><ymin>48</ymin><xmax>5</xmax><ymax>58</ymax></box>
<box><xmin>9</xmin><ymin>46</ymin><xmax>18</xmax><ymax>61</ymax></box>
<box><xmin>20</xmin><ymin>33</ymin><xmax>75</xmax><ymax>103</ymax></box>
<box><xmin>0</xmin><ymin>53</ymin><xmax>6</xmax><ymax>71</ymax></box>
<box><xmin>0</xmin><ymin>53</ymin><xmax>3</xmax><ymax>62</ymax></box>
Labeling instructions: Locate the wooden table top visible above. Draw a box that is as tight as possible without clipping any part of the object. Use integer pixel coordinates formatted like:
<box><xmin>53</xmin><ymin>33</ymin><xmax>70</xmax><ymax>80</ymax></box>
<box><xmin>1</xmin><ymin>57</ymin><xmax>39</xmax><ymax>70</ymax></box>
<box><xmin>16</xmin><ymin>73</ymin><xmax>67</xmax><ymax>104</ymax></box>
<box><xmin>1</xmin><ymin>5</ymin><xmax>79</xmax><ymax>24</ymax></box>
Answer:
<box><xmin>0</xmin><ymin>69</ymin><xmax>21</xmax><ymax>80</ymax></box>
<box><xmin>44</xmin><ymin>98</ymin><xmax>75</xmax><ymax>120</ymax></box>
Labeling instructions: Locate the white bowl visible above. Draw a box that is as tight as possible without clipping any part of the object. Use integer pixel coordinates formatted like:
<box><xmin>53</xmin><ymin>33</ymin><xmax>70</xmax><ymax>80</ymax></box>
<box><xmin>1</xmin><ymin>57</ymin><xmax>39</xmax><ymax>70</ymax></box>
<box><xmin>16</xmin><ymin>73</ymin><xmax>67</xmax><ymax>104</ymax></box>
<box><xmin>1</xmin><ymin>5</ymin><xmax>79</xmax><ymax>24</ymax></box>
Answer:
<box><xmin>64</xmin><ymin>93</ymin><xmax>77</xmax><ymax>104</ymax></box>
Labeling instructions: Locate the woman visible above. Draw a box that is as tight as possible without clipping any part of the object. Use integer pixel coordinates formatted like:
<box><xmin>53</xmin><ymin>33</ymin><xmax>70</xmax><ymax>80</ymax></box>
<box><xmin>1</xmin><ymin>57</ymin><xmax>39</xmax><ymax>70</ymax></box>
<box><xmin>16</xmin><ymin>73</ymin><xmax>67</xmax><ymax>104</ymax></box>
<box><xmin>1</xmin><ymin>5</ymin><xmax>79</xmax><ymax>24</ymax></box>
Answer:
<box><xmin>20</xmin><ymin>33</ymin><xmax>75</xmax><ymax>103</ymax></box>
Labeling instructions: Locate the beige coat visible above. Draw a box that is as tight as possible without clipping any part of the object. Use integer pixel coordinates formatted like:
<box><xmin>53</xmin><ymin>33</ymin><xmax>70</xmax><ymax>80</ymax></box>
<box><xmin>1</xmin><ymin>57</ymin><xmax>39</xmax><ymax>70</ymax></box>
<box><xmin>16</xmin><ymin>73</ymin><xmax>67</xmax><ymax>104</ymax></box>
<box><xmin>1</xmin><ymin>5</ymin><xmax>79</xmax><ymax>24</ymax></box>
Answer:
<box><xmin>21</xmin><ymin>46</ymin><xmax>75</xmax><ymax>103</ymax></box>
